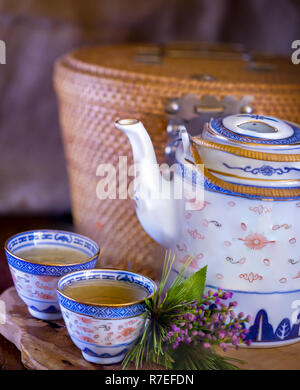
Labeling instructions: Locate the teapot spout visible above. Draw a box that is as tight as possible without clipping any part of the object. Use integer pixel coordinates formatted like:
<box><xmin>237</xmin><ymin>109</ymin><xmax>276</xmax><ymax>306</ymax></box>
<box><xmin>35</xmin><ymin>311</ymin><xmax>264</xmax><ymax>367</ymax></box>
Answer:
<box><xmin>115</xmin><ymin>118</ymin><xmax>182</xmax><ymax>248</ymax></box>
<box><xmin>115</xmin><ymin>119</ymin><xmax>159</xmax><ymax>169</ymax></box>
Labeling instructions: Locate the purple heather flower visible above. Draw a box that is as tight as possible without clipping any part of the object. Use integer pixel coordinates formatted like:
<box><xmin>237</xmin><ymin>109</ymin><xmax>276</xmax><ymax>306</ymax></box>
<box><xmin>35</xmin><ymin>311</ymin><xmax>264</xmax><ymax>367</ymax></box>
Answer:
<box><xmin>232</xmin><ymin>338</ymin><xmax>239</xmax><ymax>346</ymax></box>
<box><xmin>165</xmin><ymin>288</ymin><xmax>251</xmax><ymax>352</ymax></box>
<box><xmin>171</xmin><ymin>324</ymin><xmax>180</xmax><ymax>332</ymax></box>
<box><xmin>218</xmin><ymin>331</ymin><xmax>226</xmax><ymax>339</ymax></box>
<box><xmin>189</xmin><ymin>313</ymin><xmax>196</xmax><ymax>321</ymax></box>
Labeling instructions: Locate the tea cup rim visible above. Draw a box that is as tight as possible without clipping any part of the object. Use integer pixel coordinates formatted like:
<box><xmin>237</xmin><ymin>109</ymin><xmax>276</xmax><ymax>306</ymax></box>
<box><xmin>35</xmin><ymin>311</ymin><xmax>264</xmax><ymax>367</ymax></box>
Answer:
<box><xmin>4</xmin><ymin>229</ymin><xmax>100</xmax><ymax>267</ymax></box>
<box><xmin>56</xmin><ymin>268</ymin><xmax>156</xmax><ymax>308</ymax></box>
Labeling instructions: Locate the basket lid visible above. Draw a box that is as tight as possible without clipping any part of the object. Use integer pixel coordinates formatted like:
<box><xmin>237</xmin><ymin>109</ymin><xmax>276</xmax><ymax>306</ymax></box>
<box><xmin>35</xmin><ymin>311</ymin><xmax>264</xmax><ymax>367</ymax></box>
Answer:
<box><xmin>58</xmin><ymin>44</ymin><xmax>300</xmax><ymax>86</ymax></box>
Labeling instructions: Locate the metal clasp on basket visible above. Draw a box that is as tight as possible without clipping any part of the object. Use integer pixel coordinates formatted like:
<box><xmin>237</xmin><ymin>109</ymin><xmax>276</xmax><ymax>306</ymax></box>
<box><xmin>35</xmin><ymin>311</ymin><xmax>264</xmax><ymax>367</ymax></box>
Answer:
<box><xmin>164</xmin><ymin>94</ymin><xmax>254</xmax><ymax>163</ymax></box>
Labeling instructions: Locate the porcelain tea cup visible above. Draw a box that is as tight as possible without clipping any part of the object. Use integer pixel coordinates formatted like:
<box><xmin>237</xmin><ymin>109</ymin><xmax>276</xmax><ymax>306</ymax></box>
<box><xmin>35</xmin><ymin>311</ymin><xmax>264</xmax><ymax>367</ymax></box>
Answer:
<box><xmin>56</xmin><ymin>269</ymin><xmax>155</xmax><ymax>365</ymax></box>
<box><xmin>4</xmin><ymin>230</ymin><xmax>100</xmax><ymax>320</ymax></box>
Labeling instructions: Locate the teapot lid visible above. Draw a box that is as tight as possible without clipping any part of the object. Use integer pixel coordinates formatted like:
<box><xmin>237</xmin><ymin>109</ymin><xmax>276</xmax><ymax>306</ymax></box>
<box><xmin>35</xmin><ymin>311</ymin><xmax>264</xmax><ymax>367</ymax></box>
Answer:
<box><xmin>206</xmin><ymin>114</ymin><xmax>300</xmax><ymax>149</ymax></box>
<box><xmin>186</xmin><ymin>113</ymin><xmax>300</xmax><ymax>200</ymax></box>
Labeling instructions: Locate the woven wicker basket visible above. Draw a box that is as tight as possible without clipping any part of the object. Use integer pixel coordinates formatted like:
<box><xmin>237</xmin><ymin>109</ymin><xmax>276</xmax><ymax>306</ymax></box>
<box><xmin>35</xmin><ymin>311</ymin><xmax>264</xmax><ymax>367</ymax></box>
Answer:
<box><xmin>53</xmin><ymin>43</ymin><xmax>300</xmax><ymax>279</ymax></box>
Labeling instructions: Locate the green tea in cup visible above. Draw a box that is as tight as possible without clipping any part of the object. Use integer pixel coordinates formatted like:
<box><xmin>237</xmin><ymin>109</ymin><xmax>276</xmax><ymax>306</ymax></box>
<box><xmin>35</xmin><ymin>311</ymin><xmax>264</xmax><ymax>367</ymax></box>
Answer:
<box><xmin>16</xmin><ymin>246</ymin><xmax>90</xmax><ymax>265</ymax></box>
<box><xmin>62</xmin><ymin>278</ymin><xmax>148</xmax><ymax>305</ymax></box>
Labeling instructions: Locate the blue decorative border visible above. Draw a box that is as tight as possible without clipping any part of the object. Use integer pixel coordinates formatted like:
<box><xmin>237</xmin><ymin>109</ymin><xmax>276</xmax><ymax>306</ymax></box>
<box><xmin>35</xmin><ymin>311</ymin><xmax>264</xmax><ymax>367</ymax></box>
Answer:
<box><xmin>6</xmin><ymin>230</ymin><xmax>99</xmax><ymax>255</ymax></box>
<box><xmin>210</xmin><ymin>116</ymin><xmax>300</xmax><ymax>145</ymax></box>
<box><xmin>57</xmin><ymin>294</ymin><xmax>146</xmax><ymax>319</ymax></box>
<box><xmin>6</xmin><ymin>251</ymin><xmax>97</xmax><ymax>277</ymax></box>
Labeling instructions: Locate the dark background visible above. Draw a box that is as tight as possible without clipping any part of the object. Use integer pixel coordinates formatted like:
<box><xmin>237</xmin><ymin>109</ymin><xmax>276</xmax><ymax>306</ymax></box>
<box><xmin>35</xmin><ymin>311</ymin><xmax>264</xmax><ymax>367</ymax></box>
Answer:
<box><xmin>0</xmin><ymin>0</ymin><xmax>299</xmax><ymax>216</ymax></box>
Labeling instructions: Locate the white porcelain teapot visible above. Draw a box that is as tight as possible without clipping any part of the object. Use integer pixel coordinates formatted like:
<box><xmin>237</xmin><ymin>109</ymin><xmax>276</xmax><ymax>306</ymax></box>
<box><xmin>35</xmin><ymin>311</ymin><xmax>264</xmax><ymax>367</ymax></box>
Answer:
<box><xmin>115</xmin><ymin>114</ymin><xmax>300</xmax><ymax>347</ymax></box>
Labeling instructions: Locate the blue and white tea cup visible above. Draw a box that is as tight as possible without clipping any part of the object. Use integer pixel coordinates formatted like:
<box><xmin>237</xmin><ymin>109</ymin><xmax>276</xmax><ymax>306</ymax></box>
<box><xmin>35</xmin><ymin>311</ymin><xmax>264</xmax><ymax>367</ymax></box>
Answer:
<box><xmin>57</xmin><ymin>269</ymin><xmax>156</xmax><ymax>365</ymax></box>
<box><xmin>4</xmin><ymin>230</ymin><xmax>100</xmax><ymax>320</ymax></box>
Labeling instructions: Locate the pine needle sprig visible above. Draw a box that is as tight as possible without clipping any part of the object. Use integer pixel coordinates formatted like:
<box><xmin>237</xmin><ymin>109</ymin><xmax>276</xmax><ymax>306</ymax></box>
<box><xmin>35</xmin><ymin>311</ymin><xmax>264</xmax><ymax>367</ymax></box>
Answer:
<box><xmin>171</xmin><ymin>344</ymin><xmax>245</xmax><ymax>370</ymax></box>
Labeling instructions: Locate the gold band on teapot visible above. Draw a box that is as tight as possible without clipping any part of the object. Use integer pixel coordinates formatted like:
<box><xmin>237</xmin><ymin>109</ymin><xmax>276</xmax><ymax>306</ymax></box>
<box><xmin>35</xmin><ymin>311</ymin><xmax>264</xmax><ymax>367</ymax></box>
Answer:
<box><xmin>191</xmin><ymin>137</ymin><xmax>300</xmax><ymax>162</ymax></box>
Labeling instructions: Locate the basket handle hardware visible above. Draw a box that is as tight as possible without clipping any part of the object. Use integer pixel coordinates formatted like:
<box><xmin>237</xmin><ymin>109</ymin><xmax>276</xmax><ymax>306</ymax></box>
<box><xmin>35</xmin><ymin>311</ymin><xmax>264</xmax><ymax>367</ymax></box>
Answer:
<box><xmin>164</xmin><ymin>94</ymin><xmax>253</xmax><ymax>164</ymax></box>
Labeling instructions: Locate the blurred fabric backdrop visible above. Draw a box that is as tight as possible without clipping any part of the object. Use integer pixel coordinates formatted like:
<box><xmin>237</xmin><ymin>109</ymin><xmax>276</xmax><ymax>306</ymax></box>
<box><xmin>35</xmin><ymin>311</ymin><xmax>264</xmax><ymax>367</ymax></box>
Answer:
<box><xmin>0</xmin><ymin>0</ymin><xmax>299</xmax><ymax>215</ymax></box>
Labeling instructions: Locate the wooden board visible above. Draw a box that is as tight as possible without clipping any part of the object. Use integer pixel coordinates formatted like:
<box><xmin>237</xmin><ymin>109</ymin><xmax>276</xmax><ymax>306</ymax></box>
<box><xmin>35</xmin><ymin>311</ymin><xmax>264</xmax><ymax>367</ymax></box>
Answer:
<box><xmin>0</xmin><ymin>287</ymin><xmax>118</xmax><ymax>370</ymax></box>
<box><xmin>0</xmin><ymin>287</ymin><xmax>299</xmax><ymax>370</ymax></box>
<box><xmin>0</xmin><ymin>333</ymin><xmax>24</xmax><ymax>370</ymax></box>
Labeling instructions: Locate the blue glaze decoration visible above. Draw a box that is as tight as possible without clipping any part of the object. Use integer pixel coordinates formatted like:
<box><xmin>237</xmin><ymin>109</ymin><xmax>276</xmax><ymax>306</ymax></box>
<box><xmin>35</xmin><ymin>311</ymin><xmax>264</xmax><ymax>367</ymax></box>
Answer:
<box><xmin>29</xmin><ymin>305</ymin><xmax>59</xmax><ymax>314</ymax></box>
<box><xmin>246</xmin><ymin>309</ymin><xmax>300</xmax><ymax>343</ymax></box>
<box><xmin>83</xmin><ymin>347</ymin><xmax>129</xmax><ymax>358</ymax></box>
<box><xmin>223</xmin><ymin>163</ymin><xmax>300</xmax><ymax>176</ymax></box>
